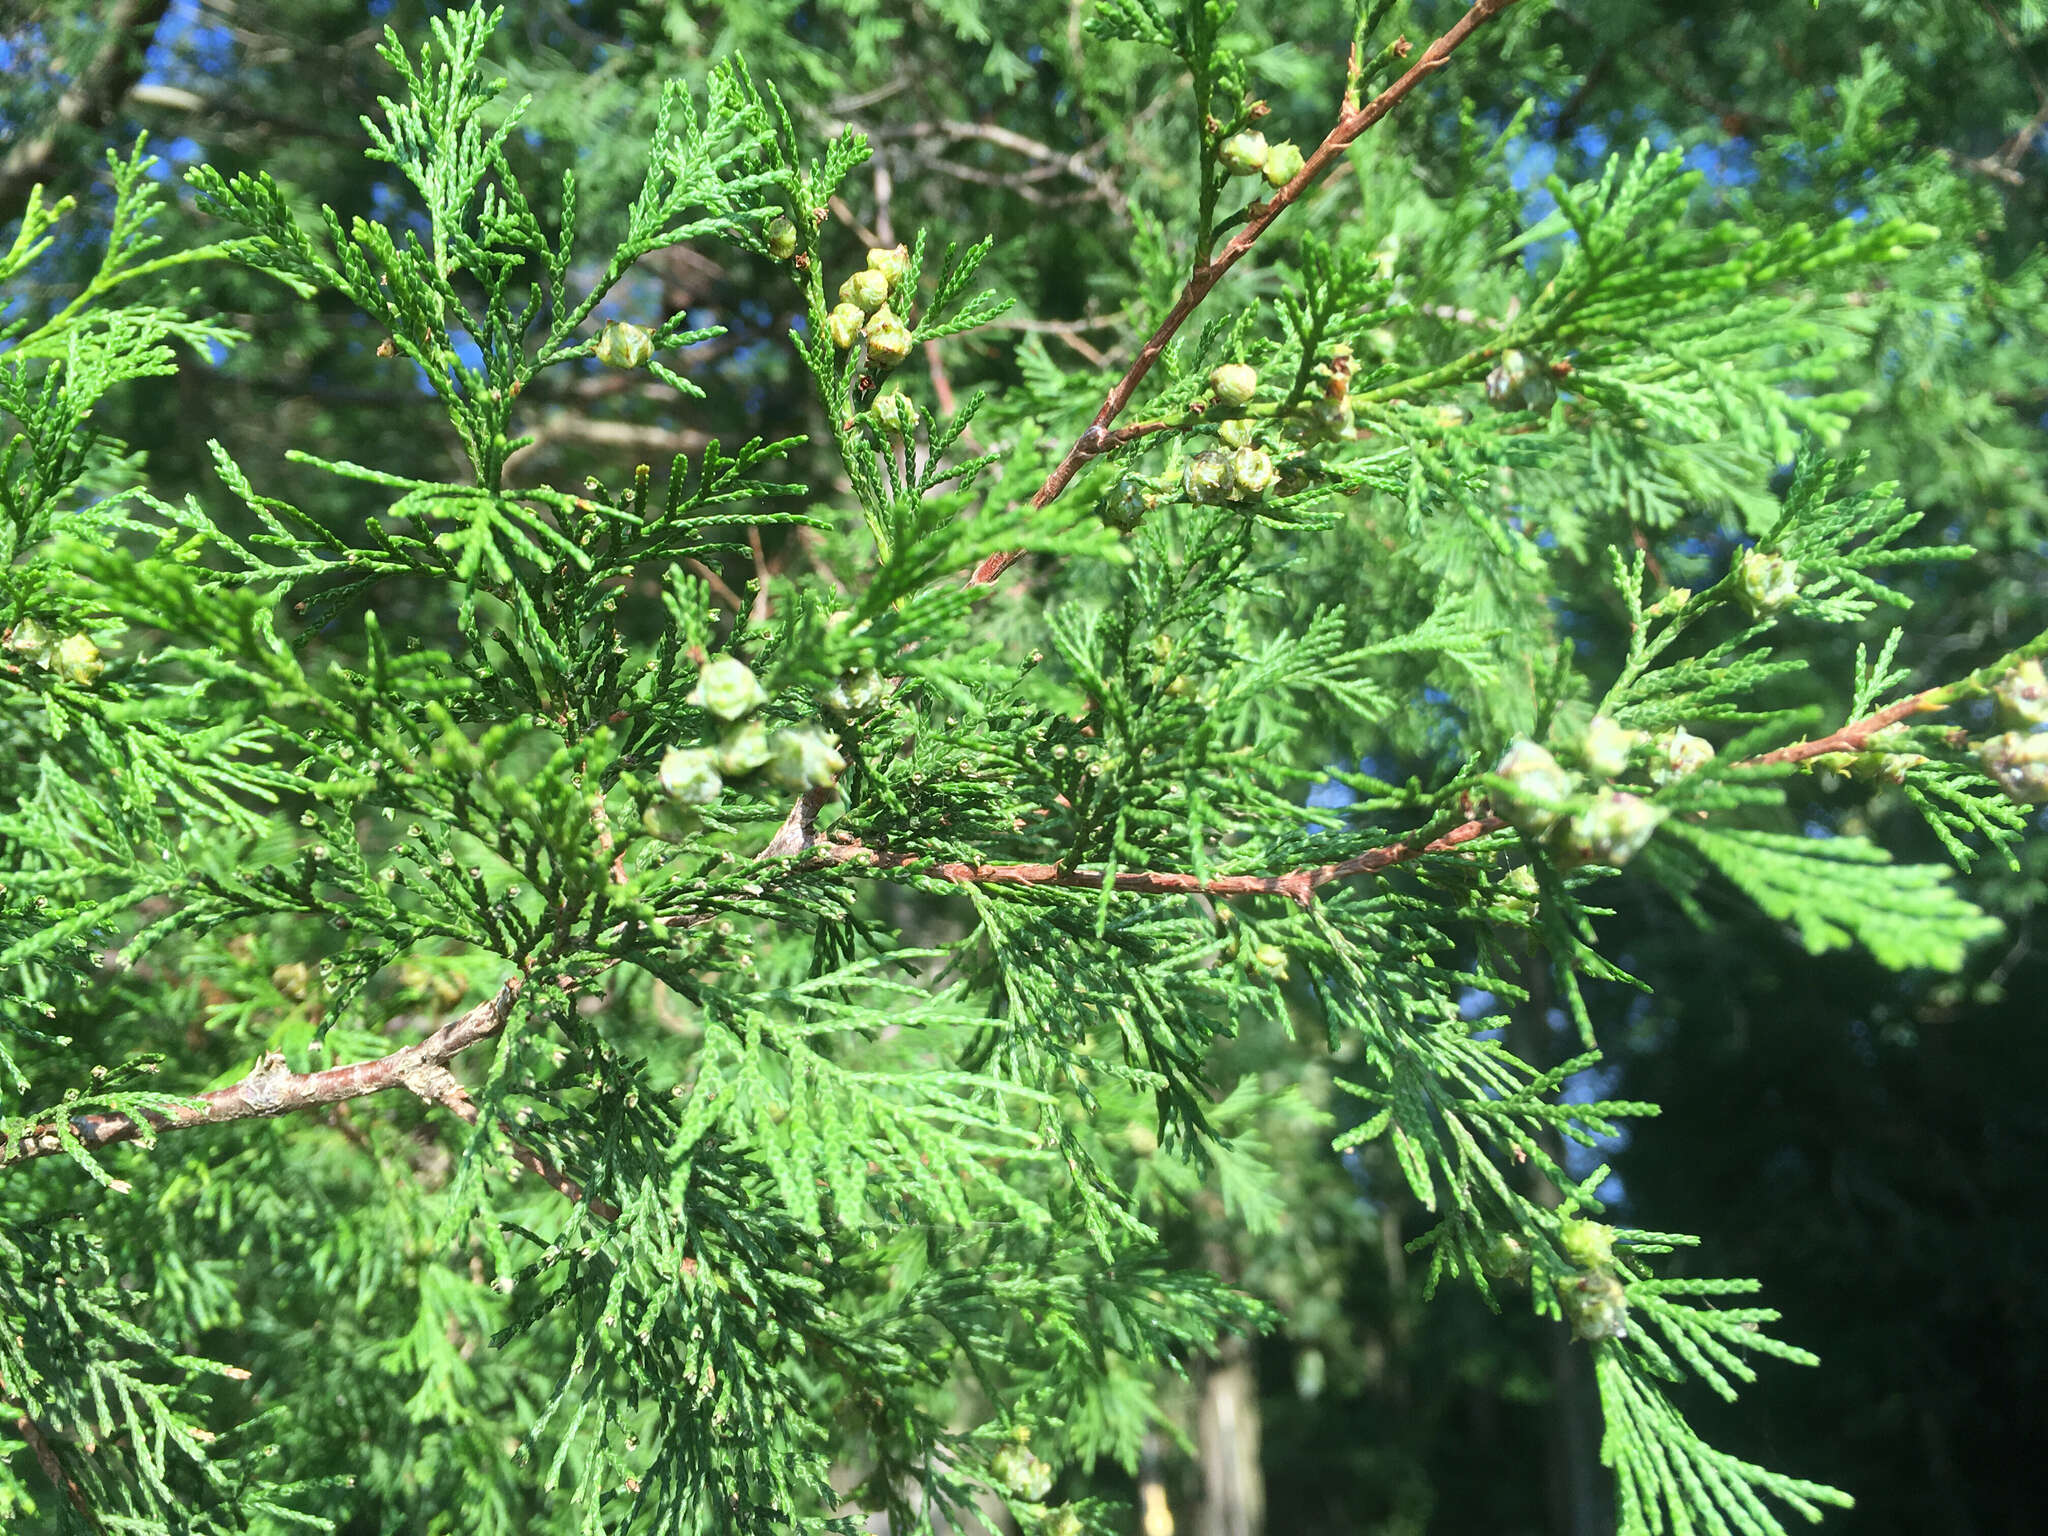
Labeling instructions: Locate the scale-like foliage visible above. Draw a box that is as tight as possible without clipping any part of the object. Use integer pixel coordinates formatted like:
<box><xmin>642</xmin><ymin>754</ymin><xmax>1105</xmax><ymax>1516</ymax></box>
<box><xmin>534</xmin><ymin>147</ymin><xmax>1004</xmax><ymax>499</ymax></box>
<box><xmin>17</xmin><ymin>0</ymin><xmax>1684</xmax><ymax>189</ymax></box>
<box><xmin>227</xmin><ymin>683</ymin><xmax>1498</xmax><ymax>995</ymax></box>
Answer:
<box><xmin>3</xmin><ymin>3</ymin><xmax>2043</xmax><ymax>1533</ymax></box>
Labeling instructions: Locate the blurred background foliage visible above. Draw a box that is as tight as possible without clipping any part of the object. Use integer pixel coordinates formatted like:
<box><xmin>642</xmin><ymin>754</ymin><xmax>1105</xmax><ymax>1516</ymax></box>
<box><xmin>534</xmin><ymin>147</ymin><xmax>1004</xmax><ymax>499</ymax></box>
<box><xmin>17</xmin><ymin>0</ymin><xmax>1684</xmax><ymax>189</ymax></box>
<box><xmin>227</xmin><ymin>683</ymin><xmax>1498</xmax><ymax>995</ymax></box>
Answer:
<box><xmin>4</xmin><ymin>1</ymin><xmax>2044</xmax><ymax>1531</ymax></box>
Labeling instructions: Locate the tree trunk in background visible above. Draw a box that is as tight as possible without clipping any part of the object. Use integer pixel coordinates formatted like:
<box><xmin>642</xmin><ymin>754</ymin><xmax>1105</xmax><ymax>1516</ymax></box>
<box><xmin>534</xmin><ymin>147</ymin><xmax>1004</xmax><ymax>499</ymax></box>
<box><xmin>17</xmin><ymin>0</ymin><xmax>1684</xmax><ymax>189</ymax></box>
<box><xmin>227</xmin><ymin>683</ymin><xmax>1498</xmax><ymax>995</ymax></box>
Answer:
<box><xmin>1546</xmin><ymin>1327</ymin><xmax>1605</xmax><ymax>1536</ymax></box>
<box><xmin>1194</xmin><ymin>1332</ymin><xmax>1264</xmax><ymax>1536</ymax></box>
<box><xmin>1140</xmin><ymin>1428</ymin><xmax>1176</xmax><ymax>1536</ymax></box>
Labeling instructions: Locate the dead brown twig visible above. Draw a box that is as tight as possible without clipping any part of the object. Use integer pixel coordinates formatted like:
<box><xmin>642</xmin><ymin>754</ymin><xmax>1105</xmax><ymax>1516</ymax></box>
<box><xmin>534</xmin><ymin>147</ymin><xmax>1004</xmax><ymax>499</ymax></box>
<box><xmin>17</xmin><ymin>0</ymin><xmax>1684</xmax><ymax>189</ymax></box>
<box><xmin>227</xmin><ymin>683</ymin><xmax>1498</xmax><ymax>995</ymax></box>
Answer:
<box><xmin>3</xmin><ymin>978</ymin><xmax>528</xmax><ymax>1169</ymax></box>
<box><xmin>0</xmin><ymin>789</ymin><xmax>842</xmax><ymax>1181</ymax></box>
<box><xmin>868</xmin><ymin>119</ymin><xmax>1124</xmax><ymax>205</ymax></box>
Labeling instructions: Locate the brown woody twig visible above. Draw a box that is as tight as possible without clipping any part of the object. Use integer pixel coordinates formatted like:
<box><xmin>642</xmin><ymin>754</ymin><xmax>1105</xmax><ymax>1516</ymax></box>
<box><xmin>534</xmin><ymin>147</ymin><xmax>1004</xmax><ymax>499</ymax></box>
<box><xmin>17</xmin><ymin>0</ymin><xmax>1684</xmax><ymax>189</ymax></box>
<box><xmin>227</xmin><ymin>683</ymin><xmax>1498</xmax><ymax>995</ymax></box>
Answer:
<box><xmin>811</xmin><ymin>814</ymin><xmax>1504</xmax><ymax>908</ymax></box>
<box><xmin>804</xmin><ymin>649</ymin><xmax>2034</xmax><ymax>905</ymax></box>
<box><xmin>1</xmin><ymin>1366</ymin><xmax>102</xmax><ymax>1535</ymax></box>
<box><xmin>406</xmin><ymin>1066</ymin><xmax>621</xmax><ymax>1221</ymax></box>
<box><xmin>683</xmin><ymin>557</ymin><xmax>750</xmax><ymax>616</ymax></box>
<box><xmin>5</xmin><ymin>794</ymin><xmax>845</xmax><ymax>1187</ymax></box>
<box><xmin>1744</xmin><ymin>683</ymin><xmax>1954</xmax><ymax>768</ymax></box>
<box><xmin>971</xmin><ymin>0</ymin><xmax>1523</xmax><ymax>585</ymax></box>
<box><xmin>869</xmin><ymin>119</ymin><xmax>1124</xmax><ymax>205</ymax></box>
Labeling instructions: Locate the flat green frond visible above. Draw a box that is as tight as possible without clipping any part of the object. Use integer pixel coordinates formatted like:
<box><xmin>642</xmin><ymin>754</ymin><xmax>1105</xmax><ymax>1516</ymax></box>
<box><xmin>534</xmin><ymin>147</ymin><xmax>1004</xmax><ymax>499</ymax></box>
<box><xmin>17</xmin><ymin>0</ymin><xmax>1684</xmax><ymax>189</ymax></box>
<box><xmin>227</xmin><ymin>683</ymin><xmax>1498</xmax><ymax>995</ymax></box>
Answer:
<box><xmin>1663</xmin><ymin>823</ymin><xmax>2000</xmax><ymax>970</ymax></box>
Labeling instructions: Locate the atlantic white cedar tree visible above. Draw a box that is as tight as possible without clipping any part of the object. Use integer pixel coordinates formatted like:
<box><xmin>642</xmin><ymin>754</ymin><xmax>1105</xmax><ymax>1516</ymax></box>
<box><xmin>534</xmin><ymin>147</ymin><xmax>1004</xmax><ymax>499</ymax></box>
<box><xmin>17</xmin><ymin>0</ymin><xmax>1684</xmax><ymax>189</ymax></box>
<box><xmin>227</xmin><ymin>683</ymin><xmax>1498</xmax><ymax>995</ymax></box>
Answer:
<box><xmin>3</xmin><ymin>2</ymin><xmax>2045</xmax><ymax>1534</ymax></box>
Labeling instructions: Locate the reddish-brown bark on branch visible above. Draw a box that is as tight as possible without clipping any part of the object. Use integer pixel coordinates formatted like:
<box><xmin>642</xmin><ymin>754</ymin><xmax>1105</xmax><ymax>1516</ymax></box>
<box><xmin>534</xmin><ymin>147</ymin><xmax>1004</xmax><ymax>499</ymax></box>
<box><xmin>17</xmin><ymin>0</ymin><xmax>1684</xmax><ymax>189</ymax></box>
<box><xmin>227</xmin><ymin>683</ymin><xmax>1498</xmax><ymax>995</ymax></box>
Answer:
<box><xmin>1742</xmin><ymin>687</ymin><xmax>1949</xmax><ymax>768</ymax></box>
<box><xmin>811</xmin><ymin>671</ymin><xmax>1987</xmax><ymax>905</ymax></box>
<box><xmin>814</xmin><ymin>814</ymin><xmax>1507</xmax><ymax>906</ymax></box>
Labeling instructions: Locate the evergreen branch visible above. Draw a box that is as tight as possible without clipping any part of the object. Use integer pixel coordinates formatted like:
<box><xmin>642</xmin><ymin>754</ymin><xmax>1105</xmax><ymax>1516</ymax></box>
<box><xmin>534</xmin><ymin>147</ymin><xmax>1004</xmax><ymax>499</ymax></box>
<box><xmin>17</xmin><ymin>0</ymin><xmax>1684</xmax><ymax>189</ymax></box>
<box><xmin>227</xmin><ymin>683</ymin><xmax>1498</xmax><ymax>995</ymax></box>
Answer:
<box><xmin>13</xmin><ymin>623</ymin><xmax>1993</xmax><ymax>1176</ymax></box>
<box><xmin>815</xmin><ymin>627</ymin><xmax>2048</xmax><ymax>910</ymax></box>
<box><xmin>22</xmin><ymin>3</ymin><xmax>2026</xmax><ymax>1525</ymax></box>
<box><xmin>3</xmin><ymin>636</ymin><xmax>2027</xmax><ymax>1181</ymax></box>
<box><xmin>1661</xmin><ymin>824</ymin><xmax>1999</xmax><ymax>971</ymax></box>
<box><xmin>974</xmin><ymin>0</ymin><xmax>1522</xmax><ymax>585</ymax></box>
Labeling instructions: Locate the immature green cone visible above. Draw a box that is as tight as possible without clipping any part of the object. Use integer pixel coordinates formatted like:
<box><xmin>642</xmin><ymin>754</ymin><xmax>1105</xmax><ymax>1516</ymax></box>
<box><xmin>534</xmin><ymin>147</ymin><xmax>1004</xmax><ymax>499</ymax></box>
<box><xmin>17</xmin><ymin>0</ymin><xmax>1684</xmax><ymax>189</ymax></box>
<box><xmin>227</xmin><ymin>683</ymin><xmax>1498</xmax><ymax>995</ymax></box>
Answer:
<box><xmin>1226</xmin><ymin>445</ymin><xmax>1278</xmax><ymax>501</ymax></box>
<box><xmin>863</xmin><ymin>307</ymin><xmax>913</xmax><ymax>367</ymax></box>
<box><xmin>3</xmin><ymin>615</ymin><xmax>53</xmax><ymax>661</ymax></box>
<box><xmin>1559</xmin><ymin>1218</ymin><xmax>1616</xmax><ymax>1270</ymax></box>
<box><xmin>1649</xmin><ymin>727</ymin><xmax>1715</xmax><ymax>786</ymax></box>
<box><xmin>822</xmin><ymin>667</ymin><xmax>886</xmax><ymax>716</ymax></box>
<box><xmin>715</xmin><ymin>718</ymin><xmax>772</xmax><ymax>777</ymax></box>
<box><xmin>1480</xmin><ymin>1232</ymin><xmax>1533</xmax><ymax>1284</ymax></box>
<box><xmin>1554</xmin><ymin>789</ymin><xmax>1665</xmax><ymax>869</ymax></box>
<box><xmin>1040</xmin><ymin>1508</ymin><xmax>1084</xmax><ymax>1536</ymax></box>
<box><xmin>765</xmin><ymin>214</ymin><xmax>799</xmax><ymax>259</ymax></box>
<box><xmin>1100</xmin><ymin>474</ymin><xmax>1157</xmax><ymax>532</ymax></box>
<box><xmin>1580</xmin><ymin>715</ymin><xmax>1641</xmax><ymax>778</ymax></box>
<box><xmin>1978</xmin><ymin>730</ymin><xmax>2048</xmax><ymax>804</ymax></box>
<box><xmin>1836</xmin><ymin>735</ymin><xmax>1916</xmax><ymax>785</ymax></box>
<box><xmin>594</xmin><ymin>319</ymin><xmax>654</xmax><ymax>368</ymax></box>
<box><xmin>1250</xmin><ymin>942</ymin><xmax>1290</xmax><ymax>982</ymax></box>
<box><xmin>769</xmin><ymin>727</ymin><xmax>846</xmax><ymax>791</ymax></box>
<box><xmin>1519</xmin><ymin>369</ymin><xmax>1559</xmax><ymax>413</ymax></box>
<box><xmin>1216</xmin><ymin>416</ymin><xmax>1257</xmax><ymax>449</ymax></box>
<box><xmin>1484</xmin><ymin>349</ymin><xmax>1535</xmax><ymax>410</ymax></box>
<box><xmin>865</xmin><ymin>242</ymin><xmax>911</xmax><ymax>282</ymax></box>
<box><xmin>1183</xmin><ymin>450</ymin><xmax>1233</xmax><ymax>505</ymax></box>
<box><xmin>826</xmin><ymin>302</ymin><xmax>865</xmax><ymax>350</ymax></box>
<box><xmin>50</xmin><ymin>632</ymin><xmax>104</xmax><ymax>685</ymax></box>
<box><xmin>1492</xmin><ymin>863</ymin><xmax>1541</xmax><ymax>919</ymax></box>
<box><xmin>839</xmin><ymin>268</ymin><xmax>890</xmax><ymax>314</ymax></box>
<box><xmin>1994</xmin><ymin>659</ymin><xmax>2048</xmax><ymax>728</ymax></box>
<box><xmin>1735</xmin><ymin>548</ymin><xmax>1800</xmax><ymax>619</ymax></box>
<box><xmin>990</xmin><ymin>1442</ymin><xmax>1055</xmax><ymax>1502</ymax></box>
<box><xmin>1558</xmin><ymin>1270</ymin><xmax>1629</xmax><ymax>1342</ymax></box>
<box><xmin>658</xmin><ymin>747</ymin><xmax>723</xmax><ymax>805</ymax></box>
<box><xmin>1645</xmin><ymin>586</ymin><xmax>1693</xmax><ymax>618</ymax></box>
<box><xmin>870</xmin><ymin>389</ymin><xmax>917</xmax><ymax>435</ymax></box>
<box><xmin>1210</xmin><ymin>362</ymin><xmax>1258</xmax><ymax>405</ymax></box>
<box><xmin>1219</xmin><ymin>130</ymin><xmax>1268</xmax><ymax>176</ymax></box>
<box><xmin>1494</xmin><ymin>739</ymin><xmax>1577</xmax><ymax>835</ymax></box>
<box><xmin>687</xmin><ymin>656</ymin><xmax>770</xmax><ymax>721</ymax></box>
<box><xmin>1873</xmin><ymin>752</ymin><xmax>1929</xmax><ymax>785</ymax></box>
<box><xmin>1262</xmin><ymin>139</ymin><xmax>1305</xmax><ymax>187</ymax></box>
